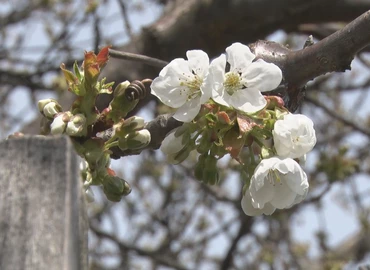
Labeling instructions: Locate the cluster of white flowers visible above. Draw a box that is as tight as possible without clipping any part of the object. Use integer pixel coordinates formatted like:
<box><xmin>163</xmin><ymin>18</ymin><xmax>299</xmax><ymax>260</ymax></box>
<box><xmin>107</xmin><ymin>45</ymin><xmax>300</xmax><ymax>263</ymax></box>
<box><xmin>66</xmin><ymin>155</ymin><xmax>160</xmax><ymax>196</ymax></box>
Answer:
<box><xmin>151</xmin><ymin>42</ymin><xmax>316</xmax><ymax>216</ymax></box>
<box><xmin>151</xmin><ymin>42</ymin><xmax>282</xmax><ymax>123</ymax></box>
<box><xmin>241</xmin><ymin>113</ymin><xmax>316</xmax><ymax>216</ymax></box>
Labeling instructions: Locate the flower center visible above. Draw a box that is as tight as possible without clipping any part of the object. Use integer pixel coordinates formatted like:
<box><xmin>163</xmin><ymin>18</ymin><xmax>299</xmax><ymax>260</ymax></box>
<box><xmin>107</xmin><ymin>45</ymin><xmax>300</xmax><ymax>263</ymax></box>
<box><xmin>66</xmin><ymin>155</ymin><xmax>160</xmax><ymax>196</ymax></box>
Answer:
<box><xmin>267</xmin><ymin>169</ymin><xmax>282</xmax><ymax>186</ymax></box>
<box><xmin>292</xmin><ymin>135</ymin><xmax>301</xmax><ymax>143</ymax></box>
<box><xmin>224</xmin><ymin>72</ymin><xmax>243</xmax><ymax>95</ymax></box>
<box><xmin>180</xmin><ymin>73</ymin><xmax>202</xmax><ymax>101</ymax></box>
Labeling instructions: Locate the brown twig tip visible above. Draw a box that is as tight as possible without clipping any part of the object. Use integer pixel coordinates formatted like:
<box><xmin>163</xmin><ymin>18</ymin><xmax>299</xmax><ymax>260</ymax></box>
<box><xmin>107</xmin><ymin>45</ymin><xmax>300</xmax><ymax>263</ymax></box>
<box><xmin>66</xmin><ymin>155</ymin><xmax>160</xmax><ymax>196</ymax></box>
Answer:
<box><xmin>108</xmin><ymin>49</ymin><xmax>169</xmax><ymax>68</ymax></box>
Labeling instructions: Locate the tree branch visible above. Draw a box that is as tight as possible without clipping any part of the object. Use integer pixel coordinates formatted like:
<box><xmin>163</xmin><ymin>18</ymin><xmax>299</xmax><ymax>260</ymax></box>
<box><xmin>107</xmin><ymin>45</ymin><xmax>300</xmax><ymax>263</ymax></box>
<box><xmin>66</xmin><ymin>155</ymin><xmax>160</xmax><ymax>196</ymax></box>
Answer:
<box><xmin>251</xmin><ymin>10</ymin><xmax>370</xmax><ymax>110</ymax></box>
<box><xmin>109</xmin><ymin>49</ymin><xmax>168</xmax><ymax>68</ymax></box>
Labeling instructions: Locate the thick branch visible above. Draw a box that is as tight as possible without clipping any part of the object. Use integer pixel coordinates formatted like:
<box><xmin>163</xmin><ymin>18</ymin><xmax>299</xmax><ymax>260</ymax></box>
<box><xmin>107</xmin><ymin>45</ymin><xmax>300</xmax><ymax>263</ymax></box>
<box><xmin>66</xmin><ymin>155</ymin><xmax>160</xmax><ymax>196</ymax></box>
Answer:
<box><xmin>252</xmin><ymin>10</ymin><xmax>370</xmax><ymax>110</ymax></box>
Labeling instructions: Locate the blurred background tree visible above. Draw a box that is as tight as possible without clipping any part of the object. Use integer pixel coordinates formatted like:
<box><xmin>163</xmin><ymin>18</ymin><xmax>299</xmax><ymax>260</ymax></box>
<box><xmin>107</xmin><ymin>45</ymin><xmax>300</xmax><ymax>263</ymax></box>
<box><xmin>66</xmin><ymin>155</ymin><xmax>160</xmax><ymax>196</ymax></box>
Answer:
<box><xmin>2</xmin><ymin>0</ymin><xmax>370</xmax><ymax>269</ymax></box>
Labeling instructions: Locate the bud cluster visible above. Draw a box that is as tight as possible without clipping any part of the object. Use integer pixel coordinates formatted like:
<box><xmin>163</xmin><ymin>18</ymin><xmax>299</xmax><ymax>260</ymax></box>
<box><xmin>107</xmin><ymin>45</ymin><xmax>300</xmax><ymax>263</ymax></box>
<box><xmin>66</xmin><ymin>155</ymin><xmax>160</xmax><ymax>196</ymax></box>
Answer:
<box><xmin>38</xmin><ymin>47</ymin><xmax>151</xmax><ymax>202</ymax></box>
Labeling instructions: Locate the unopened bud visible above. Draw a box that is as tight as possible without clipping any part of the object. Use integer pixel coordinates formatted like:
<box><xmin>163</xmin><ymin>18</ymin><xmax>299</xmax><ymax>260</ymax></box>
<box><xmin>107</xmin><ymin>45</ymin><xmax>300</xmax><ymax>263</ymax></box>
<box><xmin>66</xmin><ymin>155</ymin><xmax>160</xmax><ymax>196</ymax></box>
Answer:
<box><xmin>124</xmin><ymin>129</ymin><xmax>151</xmax><ymax>150</ymax></box>
<box><xmin>202</xmin><ymin>155</ymin><xmax>219</xmax><ymax>185</ymax></box>
<box><xmin>65</xmin><ymin>113</ymin><xmax>87</xmax><ymax>136</ymax></box>
<box><xmin>203</xmin><ymin>168</ymin><xmax>219</xmax><ymax>185</ymax></box>
<box><xmin>122</xmin><ymin>116</ymin><xmax>145</xmax><ymax>130</ymax></box>
<box><xmin>50</xmin><ymin>112</ymin><xmax>71</xmax><ymax>135</ymax></box>
<box><xmin>103</xmin><ymin>175</ymin><xmax>131</xmax><ymax>202</ymax></box>
<box><xmin>113</xmin><ymin>81</ymin><xmax>130</xmax><ymax>97</ymax></box>
<box><xmin>38</xmin><ymin>99</ymin><xmax>57</xmax><ymax>113</ymax></box>
<box><xmin>42</xmin><ymin>101</ymin><xmax>62</xmax><ymax>119</ymax></box>
<box><xmin>114</xmin><ymin>116</ymin><xmax>145</xmax><ymax>138</ymax></box>
<box><xmin>194</xmin><ymin>154</ymin><xmax>207</xmax><ymax>181</ymax></box>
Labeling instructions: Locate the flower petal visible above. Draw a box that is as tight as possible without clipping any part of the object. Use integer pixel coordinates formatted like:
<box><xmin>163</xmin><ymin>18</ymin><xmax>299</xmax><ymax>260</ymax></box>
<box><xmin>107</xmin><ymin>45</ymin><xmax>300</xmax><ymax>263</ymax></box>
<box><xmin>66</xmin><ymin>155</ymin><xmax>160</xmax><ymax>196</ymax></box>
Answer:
<box><xmin>160</xmin><ymin>128</ymin><xmax>185</xmax><ymax>154</ymax></box>
<box><xmin>151</xmin><ymin>77</ymin><xmax>188</xmax><ymax>108</ymax></box>
<box><xmin>274</xmin><ymin>158</ymin><xmax>309</xmax><ymax>196</ymax></box>
<box><xmin>151</xmin><ymin>59</ymin><xmax>194</xmax><ymax>108</ymax></box>
<box><xmin>173</xmin><ymin>97</ymin><xmax>202</xmax><ymax>122</ymax></box>
<box><xmin>269</xmin><ymin>182</ymin><xmax>297</xmax><ymax>209</ymax></box>
<box><xmin>252</xmin><ymin>157</ymin><xmax>280</xmax><ymax>191</ymax></box>
<box><xmin>207</xmin><ymin>54</ymin><xmax>228</xmax><ymax>106</ymax></box>
<box><xmin>241</xmin><ymin>192</ymin><xmax>276</xmax><ymax>216</ymax></box>
<box><xmin>242</xmin><ymin>59</ymin><xmax>282</xmax><ymax>92</ymax></box>
<box><xmin>227</xmin><ymin>88</ymin><xmax>267</xmax><ymax>113</ymax></box>
<box><xmin>186</xmin><ymin>50</ymin><xmax>209</xmax><ymax>78</ymax></box>
<box><xmin>249</xmin><ymin>178</ymin><xmax>275</xmax><ymax>209</ymax></box>
<box><xmin>226</xmin><ymin>43</ymin><xmax>255</xmax><ymax>72</ymax></box>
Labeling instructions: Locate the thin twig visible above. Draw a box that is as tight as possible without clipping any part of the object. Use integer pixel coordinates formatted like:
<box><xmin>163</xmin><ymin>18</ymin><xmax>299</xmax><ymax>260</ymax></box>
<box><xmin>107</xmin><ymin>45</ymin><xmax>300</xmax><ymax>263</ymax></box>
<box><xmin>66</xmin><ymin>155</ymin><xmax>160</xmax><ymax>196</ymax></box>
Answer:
<box><xmin>305</xmin><ymin>95</ymin><xmax>370</xmax><ymax>138</ymax></box>
<box><xmin>109</xmin><ymin>48</ymin><xmax>168</xmax><ymax>68</ymax></box>
<box><xmin>116</xmin><ymin>0</ymin><xmax>133</xmax><ymax>39</ymax></box>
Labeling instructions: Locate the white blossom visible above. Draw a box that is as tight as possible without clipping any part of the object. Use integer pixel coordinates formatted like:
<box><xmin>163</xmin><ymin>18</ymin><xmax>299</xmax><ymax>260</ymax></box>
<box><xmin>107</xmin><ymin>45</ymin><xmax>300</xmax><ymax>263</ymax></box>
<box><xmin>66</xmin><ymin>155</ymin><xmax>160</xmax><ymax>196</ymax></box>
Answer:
<box><xmin>205</xmin><ymin>42</ymin><xmax>282</xmax><ymax>113</ymax></box>
<box><xmin>151</xmin><ymin>50</ymin><xmax>211</xmax><ymax>122</ymax></box>
<box><xmin>160</xmin><ymin>127</ymin><xmax>189</xmax><ymax>164</ymax></box>
<box><xmin>241</xmin><ymin>157</ymin><xmax>308</xmax><ymax>216</ymax></box>
<box><xmin>273</xmin><ymin>113</ymin><xmax>316</xmax><ymax>159</ymax></box>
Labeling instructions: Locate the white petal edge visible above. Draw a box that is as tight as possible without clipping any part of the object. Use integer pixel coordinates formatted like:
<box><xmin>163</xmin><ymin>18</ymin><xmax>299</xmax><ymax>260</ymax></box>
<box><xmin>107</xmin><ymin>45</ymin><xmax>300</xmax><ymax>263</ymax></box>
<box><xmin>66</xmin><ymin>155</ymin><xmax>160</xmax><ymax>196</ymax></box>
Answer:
<box><xmin>173</xmin><ymin>97</ymin><xmax>202</xmax><ymax>122</ymax></box>
<box><xmin>226</xmin><ymin>43</ymin><xmax>255</xmax><ymax>72</ymax></box>
<box><xmin>242</xmin><ymin>59</ymin><xmax>282</xmax><ymax>92</ymax></box>
<box><xmin>186</xmin><ymin>50</ymin><xmax>210</xmax><ymax>78</ymax></box>
<box><xmin>160</xmin><ymin>128</ymin><xmax>184</xmax><ymax>154</ymax></box>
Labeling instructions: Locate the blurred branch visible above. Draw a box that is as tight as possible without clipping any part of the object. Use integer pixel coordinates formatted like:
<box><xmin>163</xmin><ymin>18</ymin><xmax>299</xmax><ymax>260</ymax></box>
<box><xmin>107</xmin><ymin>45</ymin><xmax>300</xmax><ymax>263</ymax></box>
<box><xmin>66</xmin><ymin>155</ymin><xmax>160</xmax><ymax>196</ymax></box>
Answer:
<box><xmin>305</xmin><ymin>95</ymin><xmax>370</xmax><ymax>137</ymax></box>
<box><xmin>116</xmin><ymin>0</ymin><xmax>134</xmax><ymax>39</ymax></box>
<box><xmin>90</xmin><ymin>223</ymin><xmax>189</xmax><ymax>270</ymax></box>
<box><xmin>220</xmin><ymin>215</ymin><xmax>253</xmax><ymax>270</ymax></box>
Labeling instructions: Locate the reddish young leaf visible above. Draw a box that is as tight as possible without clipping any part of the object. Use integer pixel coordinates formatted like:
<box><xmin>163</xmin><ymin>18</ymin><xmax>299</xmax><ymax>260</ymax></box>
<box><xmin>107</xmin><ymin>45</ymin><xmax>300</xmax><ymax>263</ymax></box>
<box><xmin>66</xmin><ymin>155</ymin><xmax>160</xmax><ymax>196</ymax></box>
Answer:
<box><xmin>84</xmin><ymin>51</ymin><xmax>97</xmax><ymax>67</ymax></box>
<box><xmin>96</xmin><ymin>46</ymin><xmax>111</xmax><ymax>69</ymax></box>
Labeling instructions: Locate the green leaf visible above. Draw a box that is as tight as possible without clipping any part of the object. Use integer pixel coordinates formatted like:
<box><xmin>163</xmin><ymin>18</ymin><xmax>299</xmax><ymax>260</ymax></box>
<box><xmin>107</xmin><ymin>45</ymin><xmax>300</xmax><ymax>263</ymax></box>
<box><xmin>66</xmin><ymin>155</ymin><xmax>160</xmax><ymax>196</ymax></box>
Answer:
<box><xmin>73</xmin><ymin>61</ymin><xmax>82</xmax><ymax>81</ymax></box>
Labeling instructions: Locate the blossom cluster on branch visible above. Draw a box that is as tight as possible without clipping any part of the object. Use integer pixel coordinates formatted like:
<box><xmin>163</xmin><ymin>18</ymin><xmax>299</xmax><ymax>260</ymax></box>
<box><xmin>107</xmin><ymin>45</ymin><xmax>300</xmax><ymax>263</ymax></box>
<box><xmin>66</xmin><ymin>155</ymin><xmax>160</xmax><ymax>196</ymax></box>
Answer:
<box><xmin>152</xmin><ymin>43</ymin><xmax>316</xmax><ymax>216</ymax></box>
<box><xmin>36</xmin><ymin>43</ymin><xmax>316</xmax><ymax>210</ymax></box>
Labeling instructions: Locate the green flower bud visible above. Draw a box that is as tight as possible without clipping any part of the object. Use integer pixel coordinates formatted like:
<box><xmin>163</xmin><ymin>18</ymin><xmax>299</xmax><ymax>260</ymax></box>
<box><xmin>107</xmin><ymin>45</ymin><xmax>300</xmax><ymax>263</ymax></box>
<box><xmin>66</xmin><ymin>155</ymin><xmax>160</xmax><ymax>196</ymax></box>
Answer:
<box><xmin>201</xmin><ymin>155</ymin><xmax>220</xmax><ymax>185</ymax></box>
<box><xmin>194</xmin><ymin>154</ymin><xmax>207</xmax><ymax>181</ymax></box>
<box><xmin>65</xmin><ymin>113</ymin><xmax>87</xmax><ymax>137</ymax></box>
<box><xmin>202</xmin><ymin>167</ymin><xmax>219</xmax><ymax>185</ymax></box>
<box><xmin>125</xmin><ymin>129</ymin><xmax>151</xmax><ymax>150</ymax></box>
<box><xmin>196</xmin><ymin>131</ymin><xmax>212</xmax><ymax>154</ymax></box>
<box><xmin>113</xmin><ymin>116</ymin><xmax>145</xmax><ymax>138</ymax></box>
<box><xmin>103</xmin><ymin>175</ymin><xmax>131</xmax><ymax>202</ymax></box>
<box><xmin>122</xmin><ymin>116</ymin><xmax>145</xmax><ymax>131</ymax></box>
<box><xmin>113</xmin><ymin>81</ymin><xmax>130</xmax><ymax>97</ymax></box>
